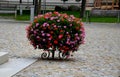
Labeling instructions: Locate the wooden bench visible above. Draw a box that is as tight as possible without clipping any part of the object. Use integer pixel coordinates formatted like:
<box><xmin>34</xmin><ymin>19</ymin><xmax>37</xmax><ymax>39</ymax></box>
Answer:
<box><xmin>0</xmin><ymin>2</ymin><xmax>17</xmax><ymax>18</ymax></box>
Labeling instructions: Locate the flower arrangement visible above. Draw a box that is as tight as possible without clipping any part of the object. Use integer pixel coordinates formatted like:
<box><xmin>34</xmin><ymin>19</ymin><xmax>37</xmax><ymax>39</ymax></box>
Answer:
<box><xmin>26</xmin><ymin>12</ymin><xmax>85</xmax><ymax>58</ymax></box>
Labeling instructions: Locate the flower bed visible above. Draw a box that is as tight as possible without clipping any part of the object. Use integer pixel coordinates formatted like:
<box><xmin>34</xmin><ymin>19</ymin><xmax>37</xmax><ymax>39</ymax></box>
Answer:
<box><xmin>26</xmin><ymin>12</ymin><xmax>85</xmax><ymax>59</ymax></box>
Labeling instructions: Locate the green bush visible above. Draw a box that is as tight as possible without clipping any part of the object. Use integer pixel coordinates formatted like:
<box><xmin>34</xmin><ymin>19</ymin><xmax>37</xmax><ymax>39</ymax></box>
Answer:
<box><xmin>55</xmin><ymin>6</ymin><xmax>68</xmax><ymax>11</ymax></box>
<box><xmin>68</xmin><ymin>5</ymin><xmax>80</xmax><ymax>11</ymax></box>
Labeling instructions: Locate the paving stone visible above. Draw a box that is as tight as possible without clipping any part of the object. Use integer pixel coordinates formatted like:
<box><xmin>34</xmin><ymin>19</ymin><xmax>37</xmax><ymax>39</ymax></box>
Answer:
<box><xmin>0</xmin><ymin>20</ymin><xmax>120</xmax><ymax>77</ymax></box>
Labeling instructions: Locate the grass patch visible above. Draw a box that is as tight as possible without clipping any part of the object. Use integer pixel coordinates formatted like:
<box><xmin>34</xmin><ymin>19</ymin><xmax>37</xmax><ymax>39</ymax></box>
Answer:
<box><xmin>16</xmin><ymin>14</ymin><xmax>30</xmax><ymax>21</ymax></box>
<box><xmin>59</xmin><ymin>11</ymin><xmax>80</xmax><ymax>18</ymax></box>
<box><xmin>60</xmin><ymin>11</ymin><xmax>119</xmax><ymax>23</ymax></box>
<box><xmin>82</xmin><ymin>16</ymin><xmax>118</xmax><ymax>23</ymax></box>
<box><xmin>0</xmin><ymin>13</ymin><xmax>30</xmax><ymax>21</ymax></box>
<box><xmin>0</xmin><ymin>14</ymin><xmax>14</xmax><ymax>18</ymax></box>
<box><xmin>0</xmin><ymin>11</ymin><xmax>119</xmax><ymax>23</ymax></box>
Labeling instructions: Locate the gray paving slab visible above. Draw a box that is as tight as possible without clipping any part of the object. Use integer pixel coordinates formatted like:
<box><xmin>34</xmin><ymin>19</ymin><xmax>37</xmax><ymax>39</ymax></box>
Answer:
<box><xmin>0</xmin><ymin>19</ymin><xmax>120</xmax><ymax>77</ymax></box>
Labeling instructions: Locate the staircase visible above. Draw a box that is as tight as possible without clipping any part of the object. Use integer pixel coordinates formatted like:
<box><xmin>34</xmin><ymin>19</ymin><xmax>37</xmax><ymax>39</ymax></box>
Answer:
<box><xmin>0</xmin><ymin>52</ymin><xmax>9</xmax><ymax>65</ymax></box>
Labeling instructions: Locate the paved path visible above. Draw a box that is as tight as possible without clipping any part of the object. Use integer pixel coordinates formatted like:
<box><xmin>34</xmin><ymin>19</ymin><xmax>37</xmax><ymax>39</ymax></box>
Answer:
<box><xmin>0</xmin><ymin>20</ymin><xmax>120</xmax><ymax>77</ymax></box>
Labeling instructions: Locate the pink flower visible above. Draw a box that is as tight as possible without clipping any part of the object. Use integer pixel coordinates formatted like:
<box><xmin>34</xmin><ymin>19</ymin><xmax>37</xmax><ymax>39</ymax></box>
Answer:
<box><xmin>70</xmin><ymin>15</ymin><xmax>75</xmax><ymax>19</ymax></box>
<box><xmin>25</xmin><ymin>26</ymin><xmax>30</xmax><ymax>31</ymax></box>
<box><xmin>42</xmin><ymin>33</ymin><xmax>45</xmax><ymax>36</ymax></box>
<box><xmin>58</xmin><ymin>14</ymin><xmax>61</xmax><ymax>17</ymax></box>
<box><xmin>75</xmin><ymin>33</ymin><xmax>78</xmax><ymax>36</ymax></box>
<box><xmin>57</xmin><ymin>20</ymin><xmax>60</xmax><ymax>22</ymax></box>
<box><xmin>46</xmin><ymin>33</ymin><xmax>50</xmax><ymax>37</ymax></box>
<box><xmin>77</xmin><ymin>37</ymin><xmax>80</xmax><ymax>40</ymax></box>
<box><xmin>80</xmin><ymin>33</ymin><xmax>85</xmax><ymax>38</ymax></box>
<box><xmin>43</xmin><ymin>39</ymin><xmax>46</xmax><ymax>41</ymax></box>
<box><xmin>60</xmin><ymin>44</ymin><xmax>63</xmax><ymax>46</ymax></box>
<box><xmin>66</xmin><ymin>32</ymin><xmax>69</xmax><ymax>34</ymax></box>
<box><xmin>53</xmin><ymin>25</ymin><xmax>56</xmax><ymax>28</ymax></box>
<box><xmin>34</xmin><ymin>31</ymin><xmax>37</xmax><ymax>34</ymax></box>
<box><xmin>80</xmin><ymin>27</ymin><xmax>85</xmax><ymax>32</ymax></box>
<box><xmin>40</xmin><ymin>31</ymin><xmax>43</xmax><ymax>34</ymax></box>
<box><xmin>50</xmin><ymin>17</ymin><xmax>54</xmax><ymax>20</ymax></box>
<box><xmin>66</xmin><ymin>41</ymin><xmax>70</xmax><ymax>45</ymax></box>
<box><xmin>81</xmin><ymin>40</ymin><xmax>85</xmax><ymax>44</ymax></box>
<box><xmin>54</xmin><ymin>11</ymin><xmax>59</xmax><ymax>15</ymax></box>
<box><xmin>48</xmin><ymin>38</ymin><xmax>52</xmax><ymax>40</ymax></box>
<box><xmin>46</xmin><ymin>23</ymin><xmax>49</xmax><ymax>27</ymax></box>
<box><xmin>80</xmin><ymin>22</ymin><xmax>84</xmax><ymax>26</ymax></box>
<box><xmin>36</xmin><ymin>23</ymin><xmax>39</xmax><ymax>27</ymax></box>
<box><xmin>43</xmin><ymin>23</ymin><xmax>47</xmax><ymax>27</ymax></box>
<box><xmin>36</xmin><ymin>36</ymin><xmax>40</xmax><ymax>41</ymax></box>
<box><xmin>64</xmin><ymin>26</ymin><xmax>66</xmax><ymax>28</ymax></box>
<box><xmin>34</xmin><ymin>16</ymin><xmax>37</xmax><ymax>19</ymax></box>
<box><xmin>37</xmin><ymin>36</ymin><xmax>40</xmax><ymax>39</ymax></box>
<box><xmin>31</xmin><ymin>29</ymin><xmax>33</xmax><ymax>31</ymax></box>
<box><xmin>67</xmin><ymin>38</ymin><xmax>70</xmax><ymax>41</ymax></box>
<box><xmin>38</xmin><ymin>15</ymin><xmax>43</xmax><ymax>18</ymax></box>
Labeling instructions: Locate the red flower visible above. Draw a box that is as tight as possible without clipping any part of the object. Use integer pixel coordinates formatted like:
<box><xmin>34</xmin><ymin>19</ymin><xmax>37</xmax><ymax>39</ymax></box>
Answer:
<box><xmin>50</xmin><ymin>31</ymin><xmax>54</xmax><ymax>34</ymax></box>
<box><xmin>76</xmin><ymin>26</ymin><xmax>80</xmax><ymax>30</ymax></box>
<box><xmin>58</xmin><ymin>34</ymin><xmax>63</xmax><ymax>39</ymax></box>
<box><xmin>60</xmin><ymin>30</ymin><xmax>64</xmax><ymax>33</ymax></box>
<box><xmin>53</xmin><ymin>11</ymin><xmax>59</xmax><ymax>15</ymax></box>
<box><xmin>34</xmin><ymin>19</ymin><xmax>38</xmax><ymax>23</ymax></box>
<box><xmin>54</xmin><ymin>40</ymin><xmax>58</xmax><ymax>44</ymax></box>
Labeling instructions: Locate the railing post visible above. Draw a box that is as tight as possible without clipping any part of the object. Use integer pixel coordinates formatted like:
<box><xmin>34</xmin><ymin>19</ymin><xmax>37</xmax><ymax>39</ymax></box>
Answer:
<box><xmin>117</xmin><ymin>10</ymin><xmax>120</xmax><ymax>23</ymax></box>
<box><xmin>30</xmin><ymin>5</ymin><xmax>35</xmax><ymax>22</ymax></box>
<box><xmin>20</xmin><ymin>4</ymin><xmax>23</xmax><ymax>15</ymax></box>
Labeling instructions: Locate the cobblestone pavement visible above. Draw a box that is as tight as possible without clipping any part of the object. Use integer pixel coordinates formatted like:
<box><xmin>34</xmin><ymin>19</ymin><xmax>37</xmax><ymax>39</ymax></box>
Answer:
<box><xmin>0</xmin><ymin>20</ymin><xmax>120</xmax><ymax>77</ymax></box>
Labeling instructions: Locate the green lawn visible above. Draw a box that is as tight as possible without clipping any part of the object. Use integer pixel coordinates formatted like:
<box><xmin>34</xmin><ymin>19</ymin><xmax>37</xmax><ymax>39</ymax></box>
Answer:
<box><xmin>16</xmin><ymin>15</ymin><xmax>30</xmax><ymax>21</ymax></box>
<box><xmin>0</xmin><ymin>11</ymin><xmax>119</xmax><ymax>23</ymax></box>
<box><xmin>0</xmin><ymin>14</ymin><xmax>14</xmax><ymax>18</ymax></box>
<box><xmin>60</xmin><ymin>11</ymin><xmax>119</xmax><ymax>23</ymax></box>
<box><xmin>82</xmin><ymin>16</ymin><xmax>118</xmax><ymax>23</ymax></box>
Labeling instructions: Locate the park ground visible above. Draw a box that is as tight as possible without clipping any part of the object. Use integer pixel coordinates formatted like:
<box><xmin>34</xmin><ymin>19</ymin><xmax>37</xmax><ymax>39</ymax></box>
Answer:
<box><xmin>0</xmin><ymin>19</ymin><xmax>120</xmax><ymax>77</ymax></box>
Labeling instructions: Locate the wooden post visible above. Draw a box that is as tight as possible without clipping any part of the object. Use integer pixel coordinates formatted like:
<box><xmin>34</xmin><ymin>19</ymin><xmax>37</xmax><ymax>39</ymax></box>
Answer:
<box><xmin>112</xmin><ymin>0</ymin><xmax>114</xmax><ymax>10</ymax></box>
<box><xmin>20</xmin><ymin>0</ymin><xmax>22</xmax><ymax>3</ymax></box>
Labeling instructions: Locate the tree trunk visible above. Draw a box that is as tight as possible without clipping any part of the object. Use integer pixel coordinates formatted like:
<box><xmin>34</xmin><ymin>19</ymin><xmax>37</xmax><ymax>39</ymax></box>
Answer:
<box><xmin>20</xmin><ymin>0</ymin><xmax>22</xmax><ymax>3</ymax></box>
<box><xmin>38</xmin><ymin>0</ymin><xmax>41</xmax><ymax>14</ymax></box>
<box><xmin>118</xmin><ymin>1</ymin><xmax>120</xmax><ymax>10</ymax></box>
<box><xmin>34</xmin><ymin>0</ymin><xmax>38</xmax><ymax>15</ymax></box>
<box><xmin>80</xmin><ymin>0</ymin><xmax>86</xmax><ymax>18</ymax></box>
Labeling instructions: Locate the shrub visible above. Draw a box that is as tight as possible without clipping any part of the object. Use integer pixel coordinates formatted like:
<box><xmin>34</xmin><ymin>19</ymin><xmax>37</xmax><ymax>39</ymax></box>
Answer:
<box><xmin>55</xmin><ymin>6</ymin><xmax>68</xmax><ymax>11</ymax></box>
<box><xmin>68</xmin><ymin>5</ymin><xmax>80</xmax><ymax>11</ymax></box>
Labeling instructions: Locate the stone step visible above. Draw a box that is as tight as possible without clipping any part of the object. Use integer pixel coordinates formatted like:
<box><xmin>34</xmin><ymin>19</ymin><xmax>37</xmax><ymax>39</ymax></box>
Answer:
<box><xmin>0</xmin><ymin>58</ymin><xmax>36</xmax><ymax>77</ymax></box>
<box><xmin>0</xmin><ymin>52</ymin><xmax>9</xmax><ymax>65</ymax></box>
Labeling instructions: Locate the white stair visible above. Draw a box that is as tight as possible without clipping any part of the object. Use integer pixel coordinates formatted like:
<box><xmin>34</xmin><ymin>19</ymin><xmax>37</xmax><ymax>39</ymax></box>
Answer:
<box><xmin>0</xmin><ymin>58</ymin><xmax>36</xmax><ymax>77</ymax></box>
<box><xmin>0</xmin><ymin>52</ymin><xmax>9</xmax><ymax>65</ymax></box>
